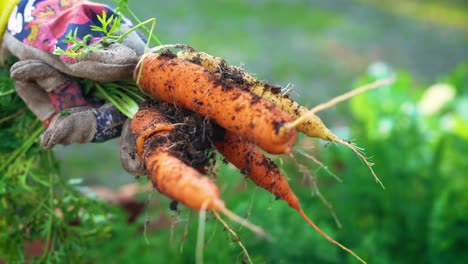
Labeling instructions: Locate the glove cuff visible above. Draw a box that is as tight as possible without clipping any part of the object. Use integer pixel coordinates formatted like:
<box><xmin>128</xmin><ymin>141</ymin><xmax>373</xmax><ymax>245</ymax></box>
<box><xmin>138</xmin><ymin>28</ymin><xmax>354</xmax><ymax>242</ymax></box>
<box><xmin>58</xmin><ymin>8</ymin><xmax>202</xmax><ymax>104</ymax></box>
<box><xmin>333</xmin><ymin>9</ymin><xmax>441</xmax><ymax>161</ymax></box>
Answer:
<box><xmin>40</xmin><ymin>107</ymin><xmax>97</xmax><ymax>149</ymax></box>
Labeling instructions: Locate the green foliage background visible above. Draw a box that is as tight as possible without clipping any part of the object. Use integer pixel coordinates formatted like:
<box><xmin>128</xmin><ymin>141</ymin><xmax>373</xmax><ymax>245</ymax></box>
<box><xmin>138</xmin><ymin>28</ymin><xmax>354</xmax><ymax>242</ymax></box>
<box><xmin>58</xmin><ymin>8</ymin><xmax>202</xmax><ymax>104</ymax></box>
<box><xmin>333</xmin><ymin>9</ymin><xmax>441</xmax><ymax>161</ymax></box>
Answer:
<box><xmin>1</xmin><ymin>0</ymin><xmax>467</xmax><ymax>263</ymax></box>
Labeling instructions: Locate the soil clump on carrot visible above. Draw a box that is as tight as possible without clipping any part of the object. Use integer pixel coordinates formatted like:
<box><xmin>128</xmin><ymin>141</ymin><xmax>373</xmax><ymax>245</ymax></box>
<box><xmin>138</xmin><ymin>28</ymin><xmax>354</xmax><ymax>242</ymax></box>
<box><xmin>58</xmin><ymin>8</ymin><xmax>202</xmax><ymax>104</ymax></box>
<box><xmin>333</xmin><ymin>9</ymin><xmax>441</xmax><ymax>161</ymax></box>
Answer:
<box><xmin>135</xmin><ymin>53</ymin><xmax>296</xmax><ymax>154</ymax></box>
<box><xmin>179</xmin><ymin>50</ymin><xmax>284</xmax><ymax>96</ymax></box>
<box><xmin>135</xmin><ymin>99</ymin><xmax>222</xmax><ymax>169</ymax></box>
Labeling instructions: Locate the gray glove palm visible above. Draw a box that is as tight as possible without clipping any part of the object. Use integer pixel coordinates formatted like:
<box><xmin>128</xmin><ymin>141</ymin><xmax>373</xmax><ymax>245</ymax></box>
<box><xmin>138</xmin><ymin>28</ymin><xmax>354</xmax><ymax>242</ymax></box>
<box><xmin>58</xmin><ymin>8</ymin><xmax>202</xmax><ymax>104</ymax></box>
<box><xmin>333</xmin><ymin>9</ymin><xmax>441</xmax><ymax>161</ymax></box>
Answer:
<box><xmin>41</xmin><ymin>107</ymin><xmax>97</xmax><ymax>150</ymax></box>
<box><xmin>120</xmin><ymin>120</ymin><xmax>147</xmax><ymax>176</ymax></box>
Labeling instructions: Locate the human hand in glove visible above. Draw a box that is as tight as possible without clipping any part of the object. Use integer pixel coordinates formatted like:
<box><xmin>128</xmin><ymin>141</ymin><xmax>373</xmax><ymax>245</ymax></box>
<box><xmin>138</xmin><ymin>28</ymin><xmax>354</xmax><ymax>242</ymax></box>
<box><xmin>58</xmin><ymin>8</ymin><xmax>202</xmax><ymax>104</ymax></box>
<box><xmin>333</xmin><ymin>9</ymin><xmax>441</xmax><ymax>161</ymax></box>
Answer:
<box><xmin>1</xmin><ymin>0</ymin><xmax>147</xmax><ymax>175</ymax></box>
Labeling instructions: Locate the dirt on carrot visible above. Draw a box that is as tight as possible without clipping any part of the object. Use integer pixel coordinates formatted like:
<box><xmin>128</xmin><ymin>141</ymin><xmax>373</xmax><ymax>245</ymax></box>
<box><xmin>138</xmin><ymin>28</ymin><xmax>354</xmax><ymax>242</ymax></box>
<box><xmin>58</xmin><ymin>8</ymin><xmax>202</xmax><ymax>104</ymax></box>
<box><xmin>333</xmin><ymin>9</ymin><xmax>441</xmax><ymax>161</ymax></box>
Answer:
<box><xmin>134</xmin><ymin>50</ymin><xmax>297</xmax><ymax>155</ymax></box>
<box><xmin>131</xmin><ymin>102</ymin><xmax>266</xmax><ymax>240</ymax></box>
<box><xmin>132</xmin><ymin>100</ymin><xmax>218</xmax><ymax>169</ymax></box>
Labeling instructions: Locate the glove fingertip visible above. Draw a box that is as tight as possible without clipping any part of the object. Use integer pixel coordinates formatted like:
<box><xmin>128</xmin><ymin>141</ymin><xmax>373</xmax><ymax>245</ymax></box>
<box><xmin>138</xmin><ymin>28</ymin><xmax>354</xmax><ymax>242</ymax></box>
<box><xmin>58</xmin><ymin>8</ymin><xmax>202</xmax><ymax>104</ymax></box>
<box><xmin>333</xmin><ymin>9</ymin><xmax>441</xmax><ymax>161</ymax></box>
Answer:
<box><xmin>40</xmin><ymin>131</ymin><xmax>55</xmax><ymax>150</ymax></box>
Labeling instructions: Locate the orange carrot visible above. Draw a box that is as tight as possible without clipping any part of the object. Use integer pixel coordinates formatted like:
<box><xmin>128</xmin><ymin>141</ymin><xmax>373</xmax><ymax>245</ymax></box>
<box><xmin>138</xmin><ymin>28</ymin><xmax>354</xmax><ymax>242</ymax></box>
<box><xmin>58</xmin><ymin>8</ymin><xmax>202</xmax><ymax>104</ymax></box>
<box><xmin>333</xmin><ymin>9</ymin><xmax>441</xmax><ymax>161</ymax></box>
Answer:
<box><xmin>131</xmin><ymin>107</ymin><xmax>224</xmax><ymax>210</ymax></box>
<box><xmin>215</xmin><ymin>131</ymin><xmax>366</xmax><ymax>264</ymax></box>
<box><xmin>134</xmin><ymin>52</ymin><xmax>296</xmax><ymax>154</ymax></box>
<box><xmin>131</xmin><ymin>107</ymin><xmax>266</xmax><ymax>236</ymax></box>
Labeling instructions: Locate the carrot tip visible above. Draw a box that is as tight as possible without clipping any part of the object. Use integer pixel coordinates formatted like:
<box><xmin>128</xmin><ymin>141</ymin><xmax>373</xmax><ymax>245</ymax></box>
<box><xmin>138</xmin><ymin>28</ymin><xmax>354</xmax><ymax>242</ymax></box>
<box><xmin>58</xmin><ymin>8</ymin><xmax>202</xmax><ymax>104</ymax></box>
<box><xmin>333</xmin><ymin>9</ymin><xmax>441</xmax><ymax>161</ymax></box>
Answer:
<box><xmin>297</xmin><ymin>207</ymin><xmax>367</xmax><ymax>264</ymax></box>
<box><xmin>338</xmin><ymin>138</ymin><xmax>385</xmax><ymax>189</ymax></box>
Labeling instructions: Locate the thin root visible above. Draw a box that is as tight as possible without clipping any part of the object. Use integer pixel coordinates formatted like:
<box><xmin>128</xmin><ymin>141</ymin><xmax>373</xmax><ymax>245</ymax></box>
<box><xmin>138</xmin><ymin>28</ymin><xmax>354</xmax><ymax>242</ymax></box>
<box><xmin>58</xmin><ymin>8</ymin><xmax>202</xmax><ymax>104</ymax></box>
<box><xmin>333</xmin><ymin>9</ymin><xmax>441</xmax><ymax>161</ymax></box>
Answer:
<box><xmin>282</xmin><ymin>83</ymin><xmax>295</xmax><ymax>96</ymax></box>
<box><xmin>196</xmin><ymin>201</ymin><xmax>208</xmax><ymax>264</ymax></box>
<box><xmin>294</xmin><ymin>149</ymin><xmax>342</xmax><ymax>183</ymax></box>
<box><xmin>180</xmin><ymin>212</ymin><xmax>191</xmax><ymax>253</ymax></box>
<box><xmin>237</xmin><ymin>186</ymin><xmax>258</xmax><ymax>233</ymax></box>
<box><xmin>205</xmin><ymin>215</ymin><xmax>219</xmax><ymax>247</ymax></box>
<box><xmin>288</xmin><ymin>153</ymin><xmax>342</xmax><ymax>228</ymax></box>
<box><xmin>216</xmin><ymin>202</ymin><xmax>271</xmax><ymax>240</ymax></box>
<box><xmin>338</xmin><ymin>138</ymin><xmax>385</xmax><ymax>189</ymax></box>
<box><xmin>281</xmin><ymin>75</ymin><xmax>396</xmax><ymax>134</ymax></box>
<box><xmin>213</xmin><ymin>212</ymin><xmax>253</xmax><ymax>264</ymax></box>
<box><xmin>143</xmin><ymin>191</ymin><xmax>153</xmax><ymax>245</ymax></box>
<box><xmin>313</xmin><ymin>186</ymin><xmax>343</xmax><ymax>229</ymax></box>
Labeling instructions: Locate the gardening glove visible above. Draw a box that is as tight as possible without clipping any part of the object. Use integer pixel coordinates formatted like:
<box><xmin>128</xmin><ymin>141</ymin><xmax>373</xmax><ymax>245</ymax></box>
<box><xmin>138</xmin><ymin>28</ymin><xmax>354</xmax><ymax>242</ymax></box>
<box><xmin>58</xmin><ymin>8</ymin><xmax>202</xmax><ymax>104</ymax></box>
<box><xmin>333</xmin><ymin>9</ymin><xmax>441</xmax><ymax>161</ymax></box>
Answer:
<box><xmin>10</xmin><ymin>60</ymin><xmax>90</xmax><ymax>120</ymax></box>
<box><xmin>41</xmin><ymin>107</ymin><xmax>97</xmax><ymax>149</ymax></box>
<box><xmin>13</xmin><ymin>80</ymin><xmax>56</xmax><ymax>122</ymax></box>
<box><xmin>10</xmin><ymin>60</ymin><xmax>71</xmax><ymax>93</ymax></box>
<box><xmin>119</xmin><ymin>119</ymin><xmax>147</xmax><ymax>176</ymax></box>
<box><xmin>2</xmin><ymin>0</ymin><xmax>146</xmax><ymax>82</ymax></box>
<box><xmin>2</xmin><ymin>0</ymin><xmax>146</xmax><ymax>149</ymax></box>
<box><xmin>41</xmin><ymin>103</ymin><xmax>127</xmax><ymax>149</ymax></box>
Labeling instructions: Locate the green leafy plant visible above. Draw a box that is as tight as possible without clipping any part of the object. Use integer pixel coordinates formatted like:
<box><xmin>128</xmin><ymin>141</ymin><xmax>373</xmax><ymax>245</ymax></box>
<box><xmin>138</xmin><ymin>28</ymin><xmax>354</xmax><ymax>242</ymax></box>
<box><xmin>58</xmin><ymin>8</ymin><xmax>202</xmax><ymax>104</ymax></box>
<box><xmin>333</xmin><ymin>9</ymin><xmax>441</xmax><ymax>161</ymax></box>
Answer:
<box><xmin>316</xmin><ymin>62</ymin><xmax>468</xmax><ymax>264</ymax></box>
<box><xmin>52</xmin><ymin>28</ymin><xmax>103</xmax><ymax>58</ymax></box>
<box><xmin>0</xmin><ymin>1</ymin><xmax>162</xmax><ymax>259</ymax></box>
<box><xmin>52</xmin><ymin>10</ymin><xmax>124</xmax><ymax>58</ymax></box>
<box><xmin>53</xmin><ymin>7</ymin><xmax>159</xmax><ymax>58</ymax></box>
<box><xmin>0</xmin><ymin>61</ymin><xmax>121</xmax><ymax>263</ymax></box>
<box><xmin>87</xmin><ymin>78</ymin><xmax>146</xmax><ymax>118</ymax></box>
<box><xmin>52</xmin><ymin>3</ymin><xmax>160</xmax><ymax>118</ymax></box>
<box><xmin>90</xmin><ymin>11</ymin><xmax>123</xmax><ymax>44</ymax></box>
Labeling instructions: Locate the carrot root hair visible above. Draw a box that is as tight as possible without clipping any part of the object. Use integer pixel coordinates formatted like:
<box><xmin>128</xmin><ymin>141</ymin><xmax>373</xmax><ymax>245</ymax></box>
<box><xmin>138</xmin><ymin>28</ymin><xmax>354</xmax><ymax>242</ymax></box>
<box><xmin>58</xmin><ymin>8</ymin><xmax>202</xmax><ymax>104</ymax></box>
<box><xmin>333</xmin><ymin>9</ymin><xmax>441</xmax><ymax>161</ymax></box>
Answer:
<box><xmin>213</xmin><ymin>211</ymin><xmax>253</xmax><ymax>264</ymax></box>
<box><xmin>337</xmin><ymin>138</ymin><xmax>384</xmax><ymax>189</ymax></box>
<box><xmin>293</xmin><ymin>149</ymin><xmax>342</xmax><ymax>183</ymax></box>
<box><xmin>289</xmin><ymin>152</ymin><xmax>343</xmax><ymax>228</ymax></box>
<box><xmin>213</xmin><ymin>200</ymin><xmax>270</xmax><ymax>240</ymax></box>
<box><xmin>135</xmin><ymin>43</ymin><xmax>193</xmax><ymax>84</ymax></box>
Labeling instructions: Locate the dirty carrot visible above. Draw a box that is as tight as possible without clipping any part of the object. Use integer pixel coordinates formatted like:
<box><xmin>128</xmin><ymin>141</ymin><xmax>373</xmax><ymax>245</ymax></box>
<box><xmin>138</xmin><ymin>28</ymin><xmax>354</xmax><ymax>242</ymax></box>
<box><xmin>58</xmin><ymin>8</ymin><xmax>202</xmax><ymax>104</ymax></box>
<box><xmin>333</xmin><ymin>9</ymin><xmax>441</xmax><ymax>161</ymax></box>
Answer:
<box><xmin>215</xmin><ymin>131</ymin><xmax>366</xmax><ymax>264</ymax></box>
<box><xmin>176</xmin><ymin>50</ymin><xmax>341</xmax><ymax>140</ymax></box>
<box><xmin>176</xmin><ymin>49</ymin><xmax>393</xmax><ymax>188</ymax></box>
<box><xmin>130</xmin><ymin>107</ymin><xmax>266</xmax><ymax>237</ymax></box>
<box><xmin>134</xmin><ymin>52</ymin><xmax>296</xmax><ymax>154</ymax></box>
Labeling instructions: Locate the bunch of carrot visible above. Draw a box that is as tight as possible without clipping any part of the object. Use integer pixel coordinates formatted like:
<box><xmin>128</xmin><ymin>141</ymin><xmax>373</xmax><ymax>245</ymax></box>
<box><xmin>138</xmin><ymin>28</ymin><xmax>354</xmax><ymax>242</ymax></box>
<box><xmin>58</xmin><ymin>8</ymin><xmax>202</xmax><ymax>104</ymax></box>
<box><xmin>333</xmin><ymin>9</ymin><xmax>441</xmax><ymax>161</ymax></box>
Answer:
<box><xmin>130</xmin><ymin>46</ymin><xmax>394</xmax><ymax>263</ymax></box>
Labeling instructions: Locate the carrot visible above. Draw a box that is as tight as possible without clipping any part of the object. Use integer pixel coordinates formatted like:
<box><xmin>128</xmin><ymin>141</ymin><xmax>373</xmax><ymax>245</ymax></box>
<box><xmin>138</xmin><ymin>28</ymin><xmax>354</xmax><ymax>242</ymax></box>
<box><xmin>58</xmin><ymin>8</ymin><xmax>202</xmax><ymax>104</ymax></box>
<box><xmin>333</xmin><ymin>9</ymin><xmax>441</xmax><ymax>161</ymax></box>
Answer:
<box><xmin>134</xmin><ymin>52</ymin><xmax>296</xmax><ymax>155</ymax></box>
<box><xmin>176</xmin><ymin>49</ymin><xmax>394</xmax><ymax>188</ymax></box>
<box><xmin>215</xmin><ymin>131</ymin><xmax>366</xmax><ymax>264</ymax></box>
<box><xmin>130</xmin><ymin>107</ymin><xmax>267</xmax><ymax>237</ymax></box>
<box><xmin>175</xmin><ymin>50</ymin><xmax>351</xmax><ymax>137</ymax></box>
